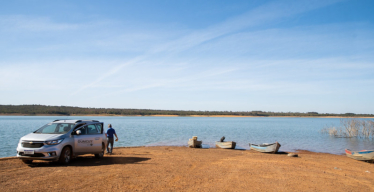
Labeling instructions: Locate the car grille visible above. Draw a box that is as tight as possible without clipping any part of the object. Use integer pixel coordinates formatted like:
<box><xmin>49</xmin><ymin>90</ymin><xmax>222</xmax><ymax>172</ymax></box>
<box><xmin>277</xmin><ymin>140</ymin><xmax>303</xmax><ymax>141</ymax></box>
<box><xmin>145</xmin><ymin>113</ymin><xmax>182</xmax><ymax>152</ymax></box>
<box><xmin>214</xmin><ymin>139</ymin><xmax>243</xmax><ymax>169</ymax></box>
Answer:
<box><xmin>22</xmin><ymin>142</ymin><xmax>44</xmax><ymax>148</ymax></box>
<box><xmin>18</xmin><ymin>152</ymin><xmax>45</xmax><ymax>157</ymax></box>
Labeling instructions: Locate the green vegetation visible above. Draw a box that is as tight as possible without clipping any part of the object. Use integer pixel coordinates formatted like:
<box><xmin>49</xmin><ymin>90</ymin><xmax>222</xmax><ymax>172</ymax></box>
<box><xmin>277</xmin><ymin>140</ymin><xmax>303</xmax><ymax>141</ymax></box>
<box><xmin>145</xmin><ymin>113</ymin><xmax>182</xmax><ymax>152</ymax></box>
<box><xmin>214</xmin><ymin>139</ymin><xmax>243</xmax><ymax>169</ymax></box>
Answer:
<box><xmin>321</xmin><ymin>119</ymin><xmax>374</xmax><ymax>139</ymax></box>
<box><xmin>0</xmin><ymin>105</ymin><xmax>373</xmax><ymax>117</ymax></box>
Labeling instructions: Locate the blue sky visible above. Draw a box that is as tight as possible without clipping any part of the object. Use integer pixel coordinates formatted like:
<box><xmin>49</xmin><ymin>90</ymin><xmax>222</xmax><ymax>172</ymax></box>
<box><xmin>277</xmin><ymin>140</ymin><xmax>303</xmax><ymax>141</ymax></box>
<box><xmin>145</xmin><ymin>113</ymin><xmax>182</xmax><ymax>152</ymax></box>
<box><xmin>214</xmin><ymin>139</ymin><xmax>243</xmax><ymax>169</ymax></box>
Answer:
<box><xmin>1</xmin><ymin>0</ymin><xmax>373</xmax><ymax>114</ymax></box>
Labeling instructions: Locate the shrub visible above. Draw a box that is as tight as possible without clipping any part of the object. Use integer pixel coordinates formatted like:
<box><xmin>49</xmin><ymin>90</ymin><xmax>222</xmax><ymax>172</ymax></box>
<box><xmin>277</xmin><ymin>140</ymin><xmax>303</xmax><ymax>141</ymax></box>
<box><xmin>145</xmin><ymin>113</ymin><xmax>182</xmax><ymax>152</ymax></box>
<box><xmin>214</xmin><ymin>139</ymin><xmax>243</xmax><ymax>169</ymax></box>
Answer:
<box><xmin>321</xmin><ymin>119</ymin><xmax>374</xmax><ymax>139</ymax></box>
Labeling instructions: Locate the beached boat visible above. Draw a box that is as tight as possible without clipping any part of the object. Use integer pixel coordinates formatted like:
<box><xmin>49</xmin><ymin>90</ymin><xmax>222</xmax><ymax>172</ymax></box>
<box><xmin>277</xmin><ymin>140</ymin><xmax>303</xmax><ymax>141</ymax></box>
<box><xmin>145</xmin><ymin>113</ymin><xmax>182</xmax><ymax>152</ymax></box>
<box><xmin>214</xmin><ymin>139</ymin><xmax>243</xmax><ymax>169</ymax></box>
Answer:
<box><xmin>249</xmin><ymin>142</ymin><xmax>281</xmax><ymax>153</ymax></box>
<box><xmin>215</xmin><ymin>136</ymin><xmax>236</xmax><ymax>149</ymax></box>
<box><xmin>345</xmin><ymin>149</ymin><xmax>374</xmax><ymax>162</ymax></box>
<box><xmin>215</xmin><ymin>141</ymin><xmax>236</xmax><ymax>149</ymax></box>
<box><xmin>188</xmin><ymin>136</ymin><xmax>202</xmax><ymax>148</ymax></box>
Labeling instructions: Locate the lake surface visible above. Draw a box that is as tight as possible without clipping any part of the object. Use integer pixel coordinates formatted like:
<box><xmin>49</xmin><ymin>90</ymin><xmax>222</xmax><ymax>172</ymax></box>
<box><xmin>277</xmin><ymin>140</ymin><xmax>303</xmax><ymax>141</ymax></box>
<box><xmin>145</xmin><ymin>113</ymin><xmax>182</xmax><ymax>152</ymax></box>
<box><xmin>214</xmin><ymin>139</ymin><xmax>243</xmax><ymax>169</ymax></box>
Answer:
<box><xmin>1</xmin><ymin>116</ymin><xmax>374</xmax><ymax>158</ymax></box>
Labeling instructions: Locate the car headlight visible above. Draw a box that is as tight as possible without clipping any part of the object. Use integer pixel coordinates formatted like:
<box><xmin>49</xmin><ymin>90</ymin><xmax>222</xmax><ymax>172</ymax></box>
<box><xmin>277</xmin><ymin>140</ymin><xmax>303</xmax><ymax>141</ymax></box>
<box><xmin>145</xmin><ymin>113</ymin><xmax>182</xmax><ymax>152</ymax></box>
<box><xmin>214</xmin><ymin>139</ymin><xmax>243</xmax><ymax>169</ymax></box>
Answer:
<box><xmin>45</xmin><ymin>139</ymin><xmax>64</xmax><ymax>145</ymax></box>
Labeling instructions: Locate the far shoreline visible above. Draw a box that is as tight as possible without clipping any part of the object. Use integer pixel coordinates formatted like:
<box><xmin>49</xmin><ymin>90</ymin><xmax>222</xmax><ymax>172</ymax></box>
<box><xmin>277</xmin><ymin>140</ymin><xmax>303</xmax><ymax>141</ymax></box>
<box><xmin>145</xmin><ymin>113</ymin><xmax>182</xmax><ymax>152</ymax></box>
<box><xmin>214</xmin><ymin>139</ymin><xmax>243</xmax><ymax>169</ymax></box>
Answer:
<box><xmin>0</xmin><ymin>113</ymin><xmax>373</xmax><ymax>118</ymax></box>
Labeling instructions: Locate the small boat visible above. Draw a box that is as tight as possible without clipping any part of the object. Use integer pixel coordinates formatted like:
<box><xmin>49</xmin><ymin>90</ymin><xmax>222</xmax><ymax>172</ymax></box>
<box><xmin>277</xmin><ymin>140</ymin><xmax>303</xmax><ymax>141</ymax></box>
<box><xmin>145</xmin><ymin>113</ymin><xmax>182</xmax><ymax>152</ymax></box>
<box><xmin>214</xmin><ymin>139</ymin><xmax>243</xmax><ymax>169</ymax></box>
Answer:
<box><xmin>345</xmin><ymin>149</ymin><xmax>374</xmax><ymax>162</ymax></box>
<box><xmin>215</xmin><ymin>136</ymin><xmax>236</xmax><ymax>149</ymax></box>
<box><xmin>249</xmin><ymin>142</ymin><xmax>281</xmax><ymax>153</ymax></box>
<box><xmin>215</xmin><ymin>141</ymin><xmax>236</xmax><ymax>149</ymax></box>
<box><xmin>188</xmin><ymin>136</ymin><xmax>202</xmax><ymax>148</ymax></box>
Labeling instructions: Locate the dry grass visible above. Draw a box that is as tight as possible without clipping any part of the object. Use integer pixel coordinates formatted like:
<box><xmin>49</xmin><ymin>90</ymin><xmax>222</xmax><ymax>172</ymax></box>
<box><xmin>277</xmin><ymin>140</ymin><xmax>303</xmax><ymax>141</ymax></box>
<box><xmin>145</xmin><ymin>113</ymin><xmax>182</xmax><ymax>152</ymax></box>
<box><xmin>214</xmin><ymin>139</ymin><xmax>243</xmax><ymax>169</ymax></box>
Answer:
<box><xmin>321</xmin><ymin>119</ymin><xmax>374</xmax><ymax>139</ymax></box>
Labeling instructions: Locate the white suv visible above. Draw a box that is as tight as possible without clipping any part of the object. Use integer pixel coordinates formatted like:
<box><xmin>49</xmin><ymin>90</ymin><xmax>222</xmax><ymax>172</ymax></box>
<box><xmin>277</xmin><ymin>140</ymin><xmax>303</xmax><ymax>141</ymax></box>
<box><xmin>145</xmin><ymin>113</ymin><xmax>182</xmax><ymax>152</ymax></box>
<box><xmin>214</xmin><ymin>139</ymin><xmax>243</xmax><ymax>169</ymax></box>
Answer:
<box><xmin>16</xmin><ymin>120</ymin><xmax>107</xmax><ymax>164</ymax></box>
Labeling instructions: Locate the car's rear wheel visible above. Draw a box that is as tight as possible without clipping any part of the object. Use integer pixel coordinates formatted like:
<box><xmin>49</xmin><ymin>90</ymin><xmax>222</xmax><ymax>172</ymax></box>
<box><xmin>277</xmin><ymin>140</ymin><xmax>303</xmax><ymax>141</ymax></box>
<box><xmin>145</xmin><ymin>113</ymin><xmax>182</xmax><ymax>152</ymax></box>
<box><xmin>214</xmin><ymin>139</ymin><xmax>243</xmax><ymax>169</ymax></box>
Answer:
<box><xmin>59</xmin><ymin>147</ymin><xmax>72</xmax><ymax>164</ymax></box>
<box><xmin>22</xmin><ymin>160</ymin><xmax>33</xmax><ymax>164</ymax></box>
<box><xmin>95</xmin><ymin>143</ymin><xmax>105</xmax><ymax>158</ymax></box>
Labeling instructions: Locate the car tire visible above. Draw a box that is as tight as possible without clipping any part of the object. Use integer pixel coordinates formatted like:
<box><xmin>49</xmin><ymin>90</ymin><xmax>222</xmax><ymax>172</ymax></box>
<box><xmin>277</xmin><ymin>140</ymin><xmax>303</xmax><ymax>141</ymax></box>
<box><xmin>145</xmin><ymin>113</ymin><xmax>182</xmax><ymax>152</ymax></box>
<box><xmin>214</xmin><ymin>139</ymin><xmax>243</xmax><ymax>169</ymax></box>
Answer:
<box><xmin>59</xmin><ymin>147</ymin><xmax>72</xmax><ymax>164</ymax></box>
<box><xmin>95</xmin><ymin>144</ymin><xmax>105</xmax><ymax>158</ymax></box>
<box><xmin>22</xmin><ymin>160</ymin><xmax>33</xmax><ymax>164</ymax></box>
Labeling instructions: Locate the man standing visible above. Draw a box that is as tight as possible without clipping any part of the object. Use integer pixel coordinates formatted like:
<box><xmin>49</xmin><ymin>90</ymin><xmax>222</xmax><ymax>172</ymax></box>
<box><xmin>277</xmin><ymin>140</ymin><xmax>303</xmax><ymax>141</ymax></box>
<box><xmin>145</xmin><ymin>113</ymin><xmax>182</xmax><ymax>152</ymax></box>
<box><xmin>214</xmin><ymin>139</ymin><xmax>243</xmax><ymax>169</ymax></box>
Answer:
<box><xmin>105</xmin><ymin>124</ymin><xmax>118</xmax><ymax>154</ymax></box>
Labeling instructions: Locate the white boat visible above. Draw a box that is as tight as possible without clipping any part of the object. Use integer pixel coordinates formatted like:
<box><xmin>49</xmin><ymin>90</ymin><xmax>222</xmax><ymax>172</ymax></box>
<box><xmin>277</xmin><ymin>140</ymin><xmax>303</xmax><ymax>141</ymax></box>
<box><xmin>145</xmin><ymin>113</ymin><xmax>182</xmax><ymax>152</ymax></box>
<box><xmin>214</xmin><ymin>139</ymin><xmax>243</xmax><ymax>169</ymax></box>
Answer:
<box><xmin>188</xmin><ymin>136</ymin><xmax>202</xmax><ymax>148</ymax></box>
<box><xmin>249</xmin><ymin>142</ymin><xmax>281</xmax><ymax>153</ymax></box>
<box><xmin>345</xmin><ymin>149</ymin><xmax>374</xmax><ymax>162</ymax></box>
<box><xmin>215</xmin><ymin>141</ymin><xmax>236</xmax><ymax>149</ymax></box>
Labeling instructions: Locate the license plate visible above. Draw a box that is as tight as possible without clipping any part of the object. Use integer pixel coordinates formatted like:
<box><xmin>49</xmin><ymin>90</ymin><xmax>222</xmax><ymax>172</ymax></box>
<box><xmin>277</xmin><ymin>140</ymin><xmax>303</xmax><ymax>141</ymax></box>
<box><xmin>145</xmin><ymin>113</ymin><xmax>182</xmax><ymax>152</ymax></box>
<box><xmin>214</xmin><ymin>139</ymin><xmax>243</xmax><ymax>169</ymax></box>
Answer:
<box><xmin>24</xmin><ymin>150</ymin><xmax>34</xmax><ymax>155</ymax></box>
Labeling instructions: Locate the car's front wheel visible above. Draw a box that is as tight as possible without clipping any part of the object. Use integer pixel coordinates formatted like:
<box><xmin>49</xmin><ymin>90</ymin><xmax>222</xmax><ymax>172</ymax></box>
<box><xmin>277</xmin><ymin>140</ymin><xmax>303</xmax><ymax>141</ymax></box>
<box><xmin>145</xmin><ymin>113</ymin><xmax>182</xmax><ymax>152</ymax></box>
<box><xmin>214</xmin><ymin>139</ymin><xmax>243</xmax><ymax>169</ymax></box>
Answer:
<box><xmin>95</xmin><ymin>143</ymin><xmax>105</xmax><ymax>158</ymax></box>
<box><xmin>59</xmin><ymin>147</ymin><xmax>72</xmax><ymax>164</ymax></box>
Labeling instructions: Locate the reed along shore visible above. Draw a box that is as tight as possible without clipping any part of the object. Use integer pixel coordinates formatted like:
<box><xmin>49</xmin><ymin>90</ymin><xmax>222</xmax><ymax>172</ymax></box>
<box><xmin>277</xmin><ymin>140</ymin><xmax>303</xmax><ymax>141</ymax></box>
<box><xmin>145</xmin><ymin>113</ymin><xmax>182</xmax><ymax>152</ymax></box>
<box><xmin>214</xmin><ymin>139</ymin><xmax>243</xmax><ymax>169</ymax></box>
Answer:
<box><xmin>1</xmin><ymin>146</ymin><xmax>373</xmax><ymax>191</ymax></box>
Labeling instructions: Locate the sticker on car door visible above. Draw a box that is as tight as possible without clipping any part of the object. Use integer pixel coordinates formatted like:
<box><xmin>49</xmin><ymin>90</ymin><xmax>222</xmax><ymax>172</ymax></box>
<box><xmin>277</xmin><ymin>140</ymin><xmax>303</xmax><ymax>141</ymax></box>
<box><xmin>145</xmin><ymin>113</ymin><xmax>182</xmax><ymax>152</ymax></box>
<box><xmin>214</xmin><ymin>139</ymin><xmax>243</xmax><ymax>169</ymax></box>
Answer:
<box><xmin>78</xmin><ymin>139</ymin><xmax>93</xmax><ymax>146</ymax></box>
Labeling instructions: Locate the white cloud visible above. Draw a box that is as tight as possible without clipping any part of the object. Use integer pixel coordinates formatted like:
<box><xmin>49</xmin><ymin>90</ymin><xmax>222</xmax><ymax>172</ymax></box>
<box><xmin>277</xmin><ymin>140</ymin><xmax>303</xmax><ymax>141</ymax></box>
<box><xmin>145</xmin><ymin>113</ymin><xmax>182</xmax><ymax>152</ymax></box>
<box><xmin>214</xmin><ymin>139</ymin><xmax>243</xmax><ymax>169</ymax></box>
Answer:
<box><xmin>0</xmin><ymin>15</ymin><xmax>81</xmax><ymax>32</ymax></box>
<box><xmin>70</xmin><ymin>0</ymin><xmax>346</xmax><ymax>95</ymax></box>
<box><xmin>1</xmin><ymin>0</ymin><xmax>373</xmax><ymax>113</ymax></box>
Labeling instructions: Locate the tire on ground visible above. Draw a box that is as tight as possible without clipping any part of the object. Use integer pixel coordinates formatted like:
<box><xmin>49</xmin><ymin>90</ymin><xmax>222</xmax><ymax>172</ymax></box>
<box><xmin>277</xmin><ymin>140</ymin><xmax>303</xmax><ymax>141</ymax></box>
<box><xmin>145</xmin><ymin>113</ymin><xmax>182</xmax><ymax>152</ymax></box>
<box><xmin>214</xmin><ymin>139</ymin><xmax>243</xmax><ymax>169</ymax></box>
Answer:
<box><xmin>59</xmin><ymin>146</ymin><xmax>72</xmax><ymax>164</ymax></box>
<box><xmin>95</xmin><ymin>143</ymin><xmax>105</xmax><ymax>158</ymax></box>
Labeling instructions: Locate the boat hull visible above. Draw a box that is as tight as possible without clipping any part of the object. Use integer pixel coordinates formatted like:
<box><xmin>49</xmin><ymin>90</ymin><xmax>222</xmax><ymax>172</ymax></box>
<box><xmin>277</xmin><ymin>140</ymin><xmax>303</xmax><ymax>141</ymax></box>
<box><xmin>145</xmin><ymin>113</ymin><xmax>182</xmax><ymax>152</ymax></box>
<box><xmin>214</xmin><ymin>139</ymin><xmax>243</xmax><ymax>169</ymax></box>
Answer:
<box><xmin>215</xmin><ymin>141</ymin><xmax>236</xmax><ymax>149</ymax></box>
<box><xmin>345</xmin><ymin>149</ymin><xmax>374</xmax><ymax>161</ymax></box>
<box><xmin>249</xmin><ymin>142</ymin><xmax>281</xmax><ymax>153</ymax></box>
<box><xmin>188</xmin><ymin>140</ymin><xmax>202</xmax><ymax>148</ymax></box>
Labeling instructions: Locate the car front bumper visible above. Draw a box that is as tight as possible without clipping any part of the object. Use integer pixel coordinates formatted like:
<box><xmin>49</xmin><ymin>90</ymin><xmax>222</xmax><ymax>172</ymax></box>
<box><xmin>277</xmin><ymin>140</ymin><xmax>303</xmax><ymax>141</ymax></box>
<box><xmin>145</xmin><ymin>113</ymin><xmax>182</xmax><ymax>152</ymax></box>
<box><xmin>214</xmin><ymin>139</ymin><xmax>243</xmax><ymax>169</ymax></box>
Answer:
<box><xmin>16</xmin><ymin>143</ymin><xmax>63</xmax><ymax>161</ymax></box>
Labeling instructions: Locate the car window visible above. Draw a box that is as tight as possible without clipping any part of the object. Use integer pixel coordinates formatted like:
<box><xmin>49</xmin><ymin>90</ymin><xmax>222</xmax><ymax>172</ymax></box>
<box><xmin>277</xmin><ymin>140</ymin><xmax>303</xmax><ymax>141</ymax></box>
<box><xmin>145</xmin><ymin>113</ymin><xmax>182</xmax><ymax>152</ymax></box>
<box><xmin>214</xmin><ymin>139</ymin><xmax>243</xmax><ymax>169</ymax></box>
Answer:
<box><xmin>79</xmin><ymin>126</ymin><xmax>88</xmax><ymax>135</ymax></box>
<box><xmin>95</xmin><ymin>124</ymin><xmax>103</xmax><ymax>134</ymax></box>
<box><xmin>87</xmin><ymin>124</ymin><xmax>99</xmax><ymax>134</ymax></box>
<box><xmin>57</xmin><ymin>124</ymin><xmax>73</xmax><ymax>133</ymax></box>
<box><xmin>35</xmin><ymin>123</ymin><xmax>73</xmax><ymax>134</ymax></box>
<box><xmin>40</xmin><ymin>124</ymin><xmax>57</xmax><ymax>133</ymax></box>
<box><xmin>75</xmin><ymin>124</ymin><xmax>85</xmax><ymax>129</ymax></box>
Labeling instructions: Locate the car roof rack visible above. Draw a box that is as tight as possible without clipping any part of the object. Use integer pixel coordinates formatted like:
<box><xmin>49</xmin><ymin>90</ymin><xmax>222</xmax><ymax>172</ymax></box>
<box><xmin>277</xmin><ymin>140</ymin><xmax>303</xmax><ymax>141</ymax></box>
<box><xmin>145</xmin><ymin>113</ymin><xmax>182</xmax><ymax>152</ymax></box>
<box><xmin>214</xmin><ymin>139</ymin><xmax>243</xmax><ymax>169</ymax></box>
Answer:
<box><xmin>53</xmin><ymin>120</ymin><xmax>99</xmax><ymax>123</ymax></box>
<box><xmin>53</xmin><ymin>119</ymin><xmax>72</xmax><ymax>122</ymax></box>
<box><xmin>81</xmin><ymin>120</ymin><xmax>99</xmax><ymax>122</ymax></box>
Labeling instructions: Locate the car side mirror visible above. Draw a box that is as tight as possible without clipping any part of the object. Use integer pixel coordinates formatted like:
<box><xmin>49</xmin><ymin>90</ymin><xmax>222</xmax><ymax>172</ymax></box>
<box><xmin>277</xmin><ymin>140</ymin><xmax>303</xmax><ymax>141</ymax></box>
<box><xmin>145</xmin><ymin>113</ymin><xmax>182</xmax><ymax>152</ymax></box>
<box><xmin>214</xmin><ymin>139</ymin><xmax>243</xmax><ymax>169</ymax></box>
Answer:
<box><xmin>76</xmin><ymin>130</ymin><xmax>81</xmax><ymax>135</ymax></box>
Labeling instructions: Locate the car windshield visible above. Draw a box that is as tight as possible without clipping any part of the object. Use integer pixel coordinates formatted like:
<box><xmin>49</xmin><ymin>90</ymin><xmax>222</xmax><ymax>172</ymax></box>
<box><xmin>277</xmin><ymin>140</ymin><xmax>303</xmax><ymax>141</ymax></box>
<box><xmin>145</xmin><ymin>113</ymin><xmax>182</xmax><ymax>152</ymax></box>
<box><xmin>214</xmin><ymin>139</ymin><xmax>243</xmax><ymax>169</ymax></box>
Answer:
<box><xmin>34</xmin><ymin>123</ymin><xmax>74</xmax><ymax>134</ymax></box>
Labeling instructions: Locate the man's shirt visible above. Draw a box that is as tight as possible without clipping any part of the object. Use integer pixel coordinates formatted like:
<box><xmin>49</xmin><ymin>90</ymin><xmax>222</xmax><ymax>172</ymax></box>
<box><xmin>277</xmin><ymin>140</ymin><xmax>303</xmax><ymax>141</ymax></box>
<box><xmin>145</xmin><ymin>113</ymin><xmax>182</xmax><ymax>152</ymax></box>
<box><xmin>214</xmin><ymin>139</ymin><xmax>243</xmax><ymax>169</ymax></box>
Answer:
<box><xmin>106</xmin><ymin>128</ymin><xmax>116</xmax><ymax>138</ymax></box>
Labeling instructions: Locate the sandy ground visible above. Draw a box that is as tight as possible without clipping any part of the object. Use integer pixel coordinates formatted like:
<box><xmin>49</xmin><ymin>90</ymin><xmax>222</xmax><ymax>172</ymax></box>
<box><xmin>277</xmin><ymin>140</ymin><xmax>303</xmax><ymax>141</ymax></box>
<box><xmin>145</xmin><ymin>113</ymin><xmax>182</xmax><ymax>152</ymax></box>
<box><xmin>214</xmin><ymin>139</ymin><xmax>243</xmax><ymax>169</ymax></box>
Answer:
<box><xmin>1</xmin><ymin>146</ymin><xmax>373</xmax><ymax>192</ymax></box>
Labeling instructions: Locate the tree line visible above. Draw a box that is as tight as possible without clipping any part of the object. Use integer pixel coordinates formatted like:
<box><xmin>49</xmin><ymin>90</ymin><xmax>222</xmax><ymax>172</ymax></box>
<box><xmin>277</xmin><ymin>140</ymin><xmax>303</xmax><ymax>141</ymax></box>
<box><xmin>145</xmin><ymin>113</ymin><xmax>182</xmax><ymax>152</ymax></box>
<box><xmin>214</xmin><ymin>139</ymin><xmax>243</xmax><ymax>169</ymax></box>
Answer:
<box><xmin>0</xmin><ymin>105</ymin><xmax>373</xmax><ymax>117</ymax></box>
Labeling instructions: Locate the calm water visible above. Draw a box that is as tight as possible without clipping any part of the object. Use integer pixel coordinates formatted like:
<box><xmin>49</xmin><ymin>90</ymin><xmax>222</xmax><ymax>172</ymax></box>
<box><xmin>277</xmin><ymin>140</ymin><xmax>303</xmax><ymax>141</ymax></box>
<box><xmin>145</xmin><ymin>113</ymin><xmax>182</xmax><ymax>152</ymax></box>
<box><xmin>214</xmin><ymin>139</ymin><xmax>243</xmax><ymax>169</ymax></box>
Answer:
<box><xmin>1</xmin><ymin>116</ymin><xmax>374</xmax><ymax>158</ymax></box>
